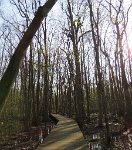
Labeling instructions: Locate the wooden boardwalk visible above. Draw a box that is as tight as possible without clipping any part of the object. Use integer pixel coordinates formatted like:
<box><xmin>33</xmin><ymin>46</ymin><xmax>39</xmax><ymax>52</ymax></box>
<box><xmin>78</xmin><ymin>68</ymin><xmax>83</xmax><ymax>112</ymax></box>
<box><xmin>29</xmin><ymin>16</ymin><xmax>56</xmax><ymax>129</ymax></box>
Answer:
<box><xmin>37</xmin><ymin>114</ymin><xmax>88</xmax><ymax>150</ymax></box>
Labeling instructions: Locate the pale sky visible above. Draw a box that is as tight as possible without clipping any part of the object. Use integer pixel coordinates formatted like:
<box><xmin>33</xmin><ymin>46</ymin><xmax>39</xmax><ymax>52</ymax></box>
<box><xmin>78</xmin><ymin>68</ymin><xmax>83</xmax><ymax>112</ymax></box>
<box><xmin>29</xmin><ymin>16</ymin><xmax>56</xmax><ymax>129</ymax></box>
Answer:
<box><xmin>0</xmin><ymin>0</ymin><xmax>132</xmax><ymax>48</ymax></box>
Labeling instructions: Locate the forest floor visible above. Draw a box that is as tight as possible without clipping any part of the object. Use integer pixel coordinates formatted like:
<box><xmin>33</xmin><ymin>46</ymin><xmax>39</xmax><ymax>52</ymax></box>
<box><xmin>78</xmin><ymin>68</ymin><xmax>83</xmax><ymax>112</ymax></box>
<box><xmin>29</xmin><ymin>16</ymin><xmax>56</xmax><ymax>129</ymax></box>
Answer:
<box><xmin>0</xmin><ymin>113</ymin><xmax>132</xmax><ymax>149</ymax></box>
<box><xmin>0</xmin><ymin>120</ymin><xmax>56</xmax><ymax>150</ymax></box>
<box><xmin>82</xmin><ymin>113</ymin><xmax>132</xmax><ymax>149</ymax></box>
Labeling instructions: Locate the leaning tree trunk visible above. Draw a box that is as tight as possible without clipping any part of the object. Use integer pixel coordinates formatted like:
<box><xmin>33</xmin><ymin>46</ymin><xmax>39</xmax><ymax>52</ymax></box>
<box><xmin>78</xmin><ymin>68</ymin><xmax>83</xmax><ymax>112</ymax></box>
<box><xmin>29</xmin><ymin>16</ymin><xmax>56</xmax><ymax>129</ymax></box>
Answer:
<box><xmin>0</xmin><ymin>0</ymin><xmax>57</xmax><ymax>110</ymax></box>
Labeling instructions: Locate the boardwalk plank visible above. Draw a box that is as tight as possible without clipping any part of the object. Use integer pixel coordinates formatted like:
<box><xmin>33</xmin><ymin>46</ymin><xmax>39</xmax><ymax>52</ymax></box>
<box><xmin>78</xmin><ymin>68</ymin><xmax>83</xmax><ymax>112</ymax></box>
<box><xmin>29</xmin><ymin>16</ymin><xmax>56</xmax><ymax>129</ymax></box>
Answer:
<box><xmin>37</xmin><ymin>114</ymin><xmax>87</xmax><ymax>150</ymax></box>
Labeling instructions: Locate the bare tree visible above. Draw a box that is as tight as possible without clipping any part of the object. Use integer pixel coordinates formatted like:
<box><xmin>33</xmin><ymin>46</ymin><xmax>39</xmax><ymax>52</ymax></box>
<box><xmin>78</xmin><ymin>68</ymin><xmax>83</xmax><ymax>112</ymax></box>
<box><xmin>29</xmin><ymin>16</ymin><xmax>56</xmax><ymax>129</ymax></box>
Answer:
<box><xmin>107</xmin><ymin>0</ymin><xmax>132</xmax><ymax>121</ymax></box>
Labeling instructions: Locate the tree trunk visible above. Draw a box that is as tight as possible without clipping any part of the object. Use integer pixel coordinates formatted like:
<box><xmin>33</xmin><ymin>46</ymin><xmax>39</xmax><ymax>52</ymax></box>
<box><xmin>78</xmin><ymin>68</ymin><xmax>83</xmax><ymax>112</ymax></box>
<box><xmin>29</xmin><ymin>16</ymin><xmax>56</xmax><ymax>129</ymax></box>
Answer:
<box><xmin>88</xmin><ymin>0</ymin><xmax>103</xmax><ymax>125</ymax></box>
<box><xmin>67</xmin><ymin>0</ymin><xmax>85</xmax><ymax>125</ymax></box>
